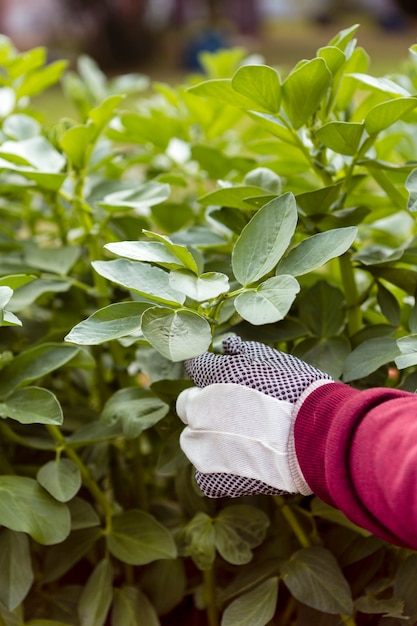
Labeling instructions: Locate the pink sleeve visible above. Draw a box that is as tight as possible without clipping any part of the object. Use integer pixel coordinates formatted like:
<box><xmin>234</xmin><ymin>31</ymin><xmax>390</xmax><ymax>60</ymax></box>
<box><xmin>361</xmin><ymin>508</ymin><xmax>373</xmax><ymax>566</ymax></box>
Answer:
<box><xmin>294</xmin><ymin>382</ymin><xmax>417</xmax><ymax>549</ymax></box>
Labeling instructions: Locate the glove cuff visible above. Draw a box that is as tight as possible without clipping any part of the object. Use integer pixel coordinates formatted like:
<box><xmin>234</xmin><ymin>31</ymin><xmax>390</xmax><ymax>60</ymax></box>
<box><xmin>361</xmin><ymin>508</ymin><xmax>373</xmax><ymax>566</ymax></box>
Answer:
<box><xmin>288</xmin><ymin>379</ymin><xmax>334</xmax><ymax>495</ymax></box>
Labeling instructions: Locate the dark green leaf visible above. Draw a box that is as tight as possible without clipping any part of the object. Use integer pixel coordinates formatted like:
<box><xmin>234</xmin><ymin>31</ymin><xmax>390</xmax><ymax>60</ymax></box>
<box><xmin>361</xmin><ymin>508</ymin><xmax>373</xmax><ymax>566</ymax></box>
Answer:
<box><xmin>221</xmin><ymin>577</ymin><xmax>279</xmax><ymax>626</ymax></box>
<box><xmin>343</xmin><ymin>337</ymin><xmax>400</xmax><ymax>381</ymax></box>
<box><xmin>111</xmin><ymin>587</ymin><xmax>159</xmax><ymax>626</ymax></box>
<box><xmin>101</xmin><ymin>387</ymin><xmax>169</xmax><ymax>438</ymax></box>
<box><xmin>0</xmin><ymin>529</ymin><xmax>33</xmax><ymax>610</ymax></box>
<box><xmin>214</xmin><ymin>506</ymin><xmax>270</xmax><ymax>566</ymax></box>
<box><xmin>37</xmin><ymin>459</ymin><xmax>81</xmax><ymax>502</ymax></box>
<box><xmin>78</xmin><ymin>559</ymin><xmax>113</xmax><ymax>626</ymax></box>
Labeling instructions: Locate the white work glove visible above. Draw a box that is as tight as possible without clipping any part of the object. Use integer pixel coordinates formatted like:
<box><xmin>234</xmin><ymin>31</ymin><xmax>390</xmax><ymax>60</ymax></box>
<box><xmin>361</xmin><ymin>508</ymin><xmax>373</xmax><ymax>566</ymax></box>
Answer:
<box><xmin>176</xmin><ymin>336</ymin><xmax>333</xmax><ymax>498</ymax></box>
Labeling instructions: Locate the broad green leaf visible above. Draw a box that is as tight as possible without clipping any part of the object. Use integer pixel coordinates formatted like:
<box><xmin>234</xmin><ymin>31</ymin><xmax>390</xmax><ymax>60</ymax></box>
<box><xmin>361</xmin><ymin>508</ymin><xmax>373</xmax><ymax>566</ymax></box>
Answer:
<box><xmin>0</xmin><ymin>137</ymin><xmax>65</xmax><ymax>172</ymax></box>
<box><xmin>111</xmin><ymin>587</ymin><xmax>159</xmax><ymax>626</ymax></box>
<box><xmin>281</xmin><ymin>546</ymin><xmax>353</xmax><ymax>615</ymax></box>
<box><xmin>100</xmin><ymin>387</ymin><xmax>169</xmax><ymax>438</ymax></box>
<box><xmin>294</xmin><ymin>337</ymin><xmax>350</xmax><ymax>379</ymax></box>
<box><xmin>142</xmin><ymin>230</ymin><xmax>201</xmax><ymax>273</ymax></box>
<box><xmin>315</xmin><ymin>121</ymin><xmax>364</xmax><ymax>155</ymax></box>
<box><xmin>107</xmin><ymin>510</ymin><xmax>177</xmax><ymax>565</ymax></box>
<box><xmin>232</xmin><ymin>193</ymin><xmax>298</xmax><ymax>285</ymax></box>
<box><xmin>43</xmin><ymin>528</ymin><xmax>102</xmax><ymax>583</ymax></box>
<box><xmin>15</xmin><ymin>59</ymin><xmax>68</xmax><ymax>98</ymax></box>
<box><xmin>23</xmin><ymin>242</ymin><xmax>81</xmax><ymax>275</ymax></box>
<box><xmin>0</xmin><ymin>161</ymin><xmax>66</xmax><ymax>190</ymax></box>
<box><xmin>0</xmin><ymin>387</ymin><xmax>63</xmax><ymax>425</ymax></box>
<box><xmin>343</xmin><ymin>337</ymin><xmax>400</xmax><ymax>381</ymax></box>
<box><xmin>221</xmin><ymin>578</ymin><xmax>279</xmax><ymax>626</ymax></box>
<box><xmin>68</xmin><ymin>498</ymin><xmax>101</xmax><ymax>531</ymax></box>
<box><xmin>376</xmin><ymin>282</ymin><xmax>401</xmax><ymax>326</ymax></box>
<box><xmin>181</xmin><ymin>512</ymin><xmax>216</xmax><ymax>571</ymax></box>
<box><xmin>354</xmin><ymin>595</ymin><xmax>405</xmax><ymax>617</ymax></box>
<box><xmin>244</xmin><ymin>167</ymin><xmax>282</xmax><ymax>194</ymax></box>
<box><xmin>282</xmin><ymin>58</ymin><xmax>332</xmax><ymax>128</ymax></box>
<box><xmin>0</xmin><ymin>529</ymin><xmax>33</xmax><ymax>611</ymax></box>
<box><xmin>60</xmin><ymin>125</ymin><xmax>93</xmax><ymax>170</ymax></box>
<box><xmin>317</xmin><ymin>46</ymin><xmax>346</xmax><ymax>75</ymax></box>
<box><xmin>214</xmin><ymin>506</ymin><xmax>270</xmax><ymax>566</ymax></box>
<box><xmin>0</xmin><ymin>343</ymin><xmax>82</xmax><ymax>398</ymax></box>
<box><xmin>65</xmin><ymin>302</ymin><xmax>150</xmax><ymax>345</ymax></box>
<box><xmin>7</xmin><ymin>46</ymin><xmax>46</xmax><ymax>78</ymax></box>
<box><xmin>141</xmin><ymin>307</ymin><xmax>212</xmax><ymax>361</ymax></box>
<box><xmin>98</xmin><ymin>182</ymin><xmax>170</xmax><ymax>213</ymax></box>
<box><xmin>140</xmin><ymin>559</ymin><xmax>187</xmax><ymax>615</ymax></box>
<box><xmin>328</xmin><ymin>23</ymin><xmax>360</xmax><ymax>51</ymax></box>
<box><xmin>0</xmin><ymin>476</ymin><xmax>70</xmax><ymax>544</ymax></box>
<box><xmin>395</xmin><ymin>335</ymin><xmax>417</xmax><ymax>369</ymax></box>
<box><xmin>9</xmin><ymin>278</ymin><xmax>71</xmax><ymax>312</ymax></box>
<box><xmin>169</xmin><ymin>270</ymin><xmax>229</xmax><ymax>301</ymax></box>
<box><xmin>0</xmin><ymin>87</ymin><xmax>15</xmax><ymax>117</ymax></box>
<box><xmin>365</xmin><ymin>97</ymin><xmax>417</xmax><ymax>134</ymax></box>
<box><xmin>105</xmin><ymin>240</ymin><xmax>188</xmax><ymax>270</ymax></box>
<box><xmin>0</xmin><ymin>274</ymin><xmax>36</xmax><ymax>290</ymax></box>
<box><xmin>231</xmin><ymin>65</ymin><xmax>281</xmax><ymax>113</ymax></box>
<box><xmin>0</xmin><ymin>286</ymin><xmax>12</xmax><ymax>310</ymax></box>
<box><xmin>247</xmin><ymin>111</ymin><xmax>298</xmax><ymax>145</ymax></box>
<box><xmin>89</xmin><ymin>94</ymin><xmax>123</xmax><ymax>134</ymax></box>
<box><xmin>37</xmin><ymin>459</ymin><xmax>81</xmax><ymax>503</ymax></box>
<box><xmin>234</xmin><ymin>275</ymin><xmax>300</xmax><ymax>325</ymax></box>
<box><xmin>299</xmin><ymin>282</ymin><xmax>345</xmax><ymax>338</ymax></box>
<box><xmin>78</xmin><ymin>559</ymin><xmax>113</xmax><ymax>626</ymax></box>
<box><xmin>188</xmin><ymin>78</ymin><xmax>261</xmax><ymax>110</ymax></box>
<box><xmin>277</xmin><ymin>227</ymin><xmax>357</xmax><ymax>276</ymax></box>
<box><xmin>92</xmin><ymin>259</ymin><xmax>185</xmax><ymax>305</ymax></box>
<box><xmin>347</xmin><ymin>73</ymin><xmax>410</xmax><ymax>96</ymax></box>
<box><xmin>394</xmin><ymin>554</ymin><xmax>417</xmax><ymax>621</ymax></box>
<box><xmin>3</xmin><ymin>114</ymin><xmax>41</xmax><ymax>140</ymax></box>
<box><xmin>198</xmin><ymin>185</ymin><xmax>271</xmax><ymax>210</ymax></box>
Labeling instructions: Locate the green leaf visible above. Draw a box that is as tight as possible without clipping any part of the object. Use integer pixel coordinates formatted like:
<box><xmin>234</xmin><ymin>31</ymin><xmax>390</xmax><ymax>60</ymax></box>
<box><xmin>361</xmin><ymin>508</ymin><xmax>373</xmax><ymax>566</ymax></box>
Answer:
<box><xmin>0</xmin><ymin>476</ymin><xmax>70</xmax><ymax>545</ymax></box>
<box><xmin>199</xmin><ymin>185</ymin><xmax>271</xmax><ymax>210</ymax></box>
<box><xmin>101</xmin><ymin>387</ymin><xmax>169</xmax><ymax>438</ymax></box>
<box><xmin>315</xmin><ymin>121</ymin><xmax>364</xmax><ymax>156</ymax></box>
<box><xmin>294</xmin><ymin>337</ymin><xmax>350</xmax><ymax>379</ymax></box>
<box><xmin>394</xmin><ymin>554</ymin><xmax>417</xmax><ymax>621</ymax></box>
<box><xmin>0</xmin><ymin>387</ymin><xmax>63</xmax><ymax>425</ymax></box>
<box><xmin>0</xmin><ymin>137</ymin><xmax>65</xmax><ymax>172</ymax></box>
<box><xmin>232</xmin><ymin>193</ymin><xmax>298</xmax><ymax>285</ymax></box>
<box><xmin>111</xmin><ymin>587</ymin><xmax>159</xmax><ymax>626</ymax></box>
<box><xmin>98</xmin><ymin>182</ymin><xmax>170</xmax><ymax>213</ymax></box>
<box><xmin>282</xmin><ymin>58</ymin><xmax>332</xmax><ymax>128</ymax></box>
<box><xmin>343</xmin><ymin>337</ymin><xmax>400</xmax><ymax>381</ymax></box>
<box><xmin>0</xmin><ymin>343</ymin><xmax>83</xmax><ymax>398</ymax></box>
<box><xmin>299</xmin><ymin>282</ymin><xmax>345</xmax><ymax>338</ymax></box>
<box><xmin>89</xmin><ymin>94</ymin><xmax>123</xmax><ymax>134</ymax></box>
<box><xmin>105</xmin><ymin>240</ymin><xmax>188</xmax><ymax>270</ymax></box>
<box><xmin>244</xmin><ymin>167</ymin><xmax>282</xmax><ymax>194</ymax></box>
<box><xmin>37</xmin><ymin>459</ymin><xmax>81</xmax><ymax>503</ymax></box>
<box><xmin>141</xmin><ymin>307</ymin><xmax>212</xmax><ymax>361</ymax></box>
<box><xmin>68</xmin><ymin>498</ymin><xmax>101</xmax><ymax>531</ymax></box>
<box><xmin>24</xmin><ymin>241</ymin><xmax>82</xmax><ymax>275</ymax></box>
<box><xmin>181</xmin><ymin>512</ymin><xmax>216</xmax><ymax>571</ymax></box>
<box><xmin>214</xmin><ymin>506</ymin><xmax>270</xmax><ymax>566</ymax></box>
<box><xmin>318</xmin><ymin>45</ymin><xmax>346</xmax><ymax>75</ymax></box>
<box><xmin>365</xmin><ymin>96</ymin><xmax>417</xmax><ymax>134</ymax></box>
<box><xmin>65</xmin><ymin>302</ymin><xmax>150</xmax><ymax>345</ymax></box>
<box><xmin>142</xmin><ymin>230</ymin><xmax>200</xmax><ymax>273</ymax></box>
<box><xmin>395</xmin><ymin>334</ymin><xmax>417</xmax><ymax>369</ymax></box>
<box><xmin>405</xmin><ymin>168</ymin><xmax>417</xmax><ymax>212</ymax></box>
<box><xmin>354</xmin><ymin>595</ymin><xmax>405</xmax><ymax>617</ymax></box>
<box><xmin>15</xmin><ymin>60</ymin><xmax>68</xmax><ymax>98</ymax></box>
<box><xmin>107</xmin><ymin>510</ymin><xmax>177</xmax><ymax>565</ymax></box>
<box><xmin>221</xmin><ymin>578</ymin><xmax>279</xmax><ymax>626</ymax></box>
<box><xmin>347</xmin><ymin>73</ymin><xmax>410</xmax><ymax>96</ymax></box>
<box><xmin>188</xmin><ymin>78</ymin><xmax>260</xmax><ymax>110</ymax></box>
<box><xmin>376</xmin><ymin>282</ymin><xmax>401</xmax><ymax>326</ymax></box>
<box><xmin>43</xmin><ymin>528</ymin><xmax>102</xmax><ymax>583</ymax></box>
<box><xmin>3</xmin><ymin>114</ymin><xmax>41</xmax><ymax>140</ymax></box>
<box><xmin>231</xmin><ymin>65</ymin><xmax>281</xmax><ymax>113</ymax></box>
<box><xmin>169</xmin><ymin>270</ymin><xmax>229</xmax><ymax>301</ymax></box>
<box><xmin>234</xmin><ymin>275</ymin><xmax>300</xmax><ymax>325</ymax></box>
<box><xmin>0</xmin><ymin>529</ymin><xmax>33</xmax><ymax>611</ymax></box>
<box><xmin>92</xmin><ymin>259</ymin><xmax>185</xmax><ymax>306</ymax></box>
<box><xmin>277</xmin><ymin>227</ymin><xmax>357</xmax><ymax>276</ymax></box>
<box><xmin>9</xmin><ymin>279</ymin><xmax>71</xmax><ymax>312</ymax></box>
<box><xmin>60</xmin><ymin>125</ymin><xmax>93</xmax><ymax>170</ymax></box>
<box><xmin>78</xmin><ymin>559</ymin><xmax>113</xmax><ymax>626</ymax></box>
<box><xmin>281</xmin><ymin>546</ymin><xmax>353</xmax><ymax>615</ymax></box>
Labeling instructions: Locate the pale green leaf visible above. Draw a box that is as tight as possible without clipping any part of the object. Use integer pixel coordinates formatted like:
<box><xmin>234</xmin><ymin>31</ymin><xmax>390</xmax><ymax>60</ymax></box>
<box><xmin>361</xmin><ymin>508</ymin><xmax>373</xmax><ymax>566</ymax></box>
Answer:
<box><xmin>232</xmin><ymin>193</ymin><xmax>298</xmax><ymax>285</ymax></box>
<box><xmin>107</xmin><ymin>510</ymin><xmax>177</xmax><ymax>565</ymax></box>
<box><xmin>315</xmin><ymin>121</ymin><xmax>364</xmax><ymax>155</ymax></box>
<box><xmin>282</xmin><ymin>58</ymin><xmax>332</xmax><ymax>128</ymax></box>
<box><xmin>281</xmin><ymin>546</ymin><xmax>353</xmax><ymax>615</ymax></box>
<box><xmin>98</xmin><ymin>182</ymin><xmax>170</xmax><ymax>213</ymax></box>
<box><xmin>78</xmin><ymin>559</ymin><xmax>113</xmax><ymax>626</ymax></box>
<box><xmin>37</xmin><ymin>459</ymin><xmax>81</xmax><ymax>502</ymax></box>
<box><xmin>0</xmin><ymin>386</ymin><xmax>63</xmax><ymax>425</ymax></box>
<box><xmin>365</xmin><ymin>96</ymin><xmax>417</xmax><ymax>134</ymax></box>
<box><xmin>221</xmin><ymin>578</ymin><xmax>279</xmax><ymax>626</ymax></box>
<box><xmin>0</xmin><ymin>137</ymin><xmax>65</xmax><ymax>172</ymax></box>
<box><xmin>142</xmin><ymin>230</ymin><xmax>201</xmax><ymax>273</ymax></box>
<box><xmin>0</xmin><ymin>476</ymin><xmax>70</xmax><ymax>545</ymax></box>
<box><xmin>92</xmin><ymin>259</ymin><xmax>185</xmax><ymax>305</ymax></box>
<box><xmin>396</xmin><ymin>334</ymin><xmax>417</xmax><ymax>369</ymax></box>
<box><xmin>188</xmin><ymin>78</ymin><xmax>260</xmax><ymax>110</ymax></box>
<box><xmin>343</xmin><ymin>337</ymin><xmax>400</xmax><ymax>381</ymax></box>
<box><xmin>231</xmin><ymin>65</ymin><xmax>281</xmax><ymax>113</ymax></box>
<box><xmin>105</xmin><ymin>240</ymin><xmax>187</xmax><ymax>270</ymax></box>
<box><xmin>276</xmin><ymin>227</ymin><xmax>357</xmax><ymax>276</ymax></box>
<box><xmin>347</xmin><ymin>73</ymin><xmax>410</xmax><ymax>96</ymax></box>
<box><xmin>141</xmin><ymin>307</ymin><xmax>212</xmax><ymax>361</ymax></box>
<box><xmin>234</xmin><ymin>275</ymin><xmax>300</xmax><ymax>325</ymax></box>
<box><xmin>65</xmin><ymin>302</ymin><xmax>150</xmax><ymax>345</ymax></box>
<box><xmin>214</xmin><ymin>506</ymin><xmax>270</xmax><ymax>566</ymax></box>
<box><xmin>169</xmin><ymin>270</ymin><xmax>229</xmax><ymax>301</ymax></box>
<box><xmin>101</xmin><ymin>387</ymin><xmax>169</xmax><ymax>438</ymax></box>
<box><xmin>111</xmin><ymin>587</ymin><xmax>160</xmax><ymax>626</ymax></box>
<box><xmin>0</xmin><ymin>529</ymin><xmax>33</xmax><ymax>611</ymax></box>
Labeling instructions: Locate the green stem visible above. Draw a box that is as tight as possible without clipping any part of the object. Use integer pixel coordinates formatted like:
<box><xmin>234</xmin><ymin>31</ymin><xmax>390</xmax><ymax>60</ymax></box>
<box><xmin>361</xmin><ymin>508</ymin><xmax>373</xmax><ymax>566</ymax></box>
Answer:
<box><xmin>339</xmin><ymin>252</ymin><xmax>362</xmax><ymax>336</ymax></box>
<box><xmin>46</xmin><ymin>424</ymin><xmax>113</xmax><ymax>526</ymax></box>
<box><xmin>203</xmin><ymin>567</ymin><xmax>219</xmax><ymax>626</ymax></box>
<box><xmin>274</xmin><ymin>496</ymin><xmax>311</xmax><ymax>548</ymax></box>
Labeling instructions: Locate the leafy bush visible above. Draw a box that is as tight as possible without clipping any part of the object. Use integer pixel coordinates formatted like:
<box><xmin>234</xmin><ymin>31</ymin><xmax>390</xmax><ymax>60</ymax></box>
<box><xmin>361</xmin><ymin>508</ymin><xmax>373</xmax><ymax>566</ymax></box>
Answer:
<box><xmin>1</xmin><ymin>24</ymin><xmax>417</xmax><ymax>625</ymax></box>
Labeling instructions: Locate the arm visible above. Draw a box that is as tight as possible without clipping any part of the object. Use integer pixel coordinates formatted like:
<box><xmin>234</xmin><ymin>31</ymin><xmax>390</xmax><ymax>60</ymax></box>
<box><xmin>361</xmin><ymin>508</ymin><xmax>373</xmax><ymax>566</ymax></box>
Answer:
<box><xmin>295</xmin><ymin>382</ymin><xmax>417</xmax><ymax>549</ymax></box>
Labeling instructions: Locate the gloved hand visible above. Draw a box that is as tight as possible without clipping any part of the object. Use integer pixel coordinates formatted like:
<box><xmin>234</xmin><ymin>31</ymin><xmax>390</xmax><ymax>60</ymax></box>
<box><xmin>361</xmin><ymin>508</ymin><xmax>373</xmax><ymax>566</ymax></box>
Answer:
<box><xmin>176</xmin><ymin>336</ymin><xmax>333</xmax><ymax>498</ymax></box>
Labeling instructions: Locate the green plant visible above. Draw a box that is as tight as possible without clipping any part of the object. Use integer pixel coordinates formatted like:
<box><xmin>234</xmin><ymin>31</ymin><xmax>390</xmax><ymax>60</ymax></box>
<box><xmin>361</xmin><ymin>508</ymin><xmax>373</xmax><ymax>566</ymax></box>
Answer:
<box><xmin>1</xmin><ymin>24</ymin><xmax>417</xmax><ymax>625</ymax></box>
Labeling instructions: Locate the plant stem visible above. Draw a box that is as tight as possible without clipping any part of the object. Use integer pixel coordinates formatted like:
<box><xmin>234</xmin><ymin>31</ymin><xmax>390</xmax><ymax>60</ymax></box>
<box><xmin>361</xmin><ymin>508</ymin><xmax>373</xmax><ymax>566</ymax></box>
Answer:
<box><xmin>274</xmin><ymin>496</ymin><xmax>311</xmax><ymax>549</ymax></box>
<box><xmin>339</xmin><ymin>252</ymin><xmax>362</xmax><ymax>336</ymax></box>
<box><xmin>46</xmin><ymin>424</ymin><xmax>113</xmax><ymax>524</ymax></box>
<box><xmin>203</xmin><ymin>566</ymin><xmax>219</xmax><ymax>626</ymax></box>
